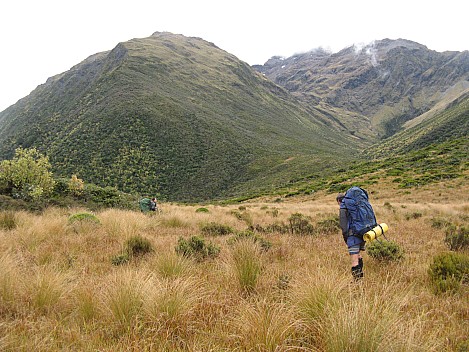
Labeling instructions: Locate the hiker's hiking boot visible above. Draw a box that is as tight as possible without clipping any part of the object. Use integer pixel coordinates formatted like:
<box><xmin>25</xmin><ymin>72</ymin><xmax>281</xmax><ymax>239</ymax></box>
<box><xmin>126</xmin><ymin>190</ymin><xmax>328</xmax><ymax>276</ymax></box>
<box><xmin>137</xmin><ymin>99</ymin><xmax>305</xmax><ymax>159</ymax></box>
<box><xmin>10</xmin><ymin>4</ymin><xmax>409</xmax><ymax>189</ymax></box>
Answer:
<box><xmin>352</xmin><ymin>264</ymin><xmax>364</xmax><ymax>281</ymax></box>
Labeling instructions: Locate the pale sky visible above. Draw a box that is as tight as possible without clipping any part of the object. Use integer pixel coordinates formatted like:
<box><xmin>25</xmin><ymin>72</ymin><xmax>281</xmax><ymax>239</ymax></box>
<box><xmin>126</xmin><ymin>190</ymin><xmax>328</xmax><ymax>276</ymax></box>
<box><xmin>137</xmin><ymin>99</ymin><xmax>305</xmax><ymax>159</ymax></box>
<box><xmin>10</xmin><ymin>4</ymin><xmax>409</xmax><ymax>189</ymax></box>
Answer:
<box><xmin>0</xmin><ymin>0</ymin><xmax>467</xmax><ymax>112</ymax></box>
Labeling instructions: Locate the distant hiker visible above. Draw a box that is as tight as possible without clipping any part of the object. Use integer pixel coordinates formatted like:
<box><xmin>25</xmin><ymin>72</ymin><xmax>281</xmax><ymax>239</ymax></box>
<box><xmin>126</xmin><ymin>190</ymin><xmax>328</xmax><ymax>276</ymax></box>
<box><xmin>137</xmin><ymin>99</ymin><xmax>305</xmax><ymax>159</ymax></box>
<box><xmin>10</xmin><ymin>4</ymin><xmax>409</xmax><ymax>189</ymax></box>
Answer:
<box><xmin>150</xmin><ymin>197</ymin><xmax>158</xmax><ymax>212</ymax></box>
<box><xmin>337</xmin><ymin>186</ymin><xmax>378</xmax><ymax>280</ymax></box>
<box><xmin>140</xmin><ymin>197</ymin><xmax>161</xmax><ymax>213</ymax></box>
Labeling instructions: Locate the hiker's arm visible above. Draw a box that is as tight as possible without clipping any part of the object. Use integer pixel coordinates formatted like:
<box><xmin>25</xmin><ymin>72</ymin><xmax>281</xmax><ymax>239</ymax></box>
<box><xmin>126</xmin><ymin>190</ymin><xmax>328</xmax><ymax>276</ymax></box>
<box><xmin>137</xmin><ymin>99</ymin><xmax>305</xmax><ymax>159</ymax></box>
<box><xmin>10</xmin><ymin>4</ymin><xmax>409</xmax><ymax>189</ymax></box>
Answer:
<box><xmin>339</xmin><ymin>208</ymin><xmax>348</xmax><ymax>243</ymax></box>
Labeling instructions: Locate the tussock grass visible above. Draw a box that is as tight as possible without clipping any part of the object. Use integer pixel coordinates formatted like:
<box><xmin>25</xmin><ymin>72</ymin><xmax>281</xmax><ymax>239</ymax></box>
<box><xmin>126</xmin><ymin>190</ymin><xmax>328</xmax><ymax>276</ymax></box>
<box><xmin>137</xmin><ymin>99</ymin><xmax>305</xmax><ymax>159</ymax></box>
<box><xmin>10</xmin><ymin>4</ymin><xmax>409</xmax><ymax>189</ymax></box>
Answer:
<box><xmin>229</xmin><ymin>298</ymin><xmax>305</xmax><ymax>351</ymax></box>
<box><xmin>74</xmin><ymin>284</ymin><xmax>99</xmax><ymax>322</ymax></box>
<box><xmin>0</xmin><ymin>183</ymin><xmax>467</xmax><ymax>350</ymax></box>
<box><xmin>0</xmin><ymin>253</ymin><xmax>21</xmax><ymax>309</ymax></box>
<box><xmin>230</xmin><ymin>240</ymin><xmax>264</xmax><ymax>294</ymax></box>
<box><xmin>100</xmin><ymin>208</ymin><xmax>145</xmax><ymax>238</ymax></box>
<box><xmin>292</xmin><ymin>267</ymin><xmax>349</xmax><ymax>325</ymax></box>
<box><xmin>101</xmin><ymin>269</ymin><xmax>147</xmax><ymax>328</ymax></box>
<box><xmin>142</xmin><ymin>276</ymin><xmax>206</xmax><ymax>325</ymax></box>
<box><xmin>150</xmin><ymin>252</ymin><xmax>192</xmax><ymax>279</ymax></box>
<box><xmin>160</xmin><ymin>215</ymin><xmax>191</xmax><ymax>229</ymax></box>
<box><xmin>331</xmin><ymin>278</ymin><xmax>427</xmax><ymax>350</ymax></box>
<box><xmin>28</xmin><ymin>266</ymin><xmax>72</xmax><ymax>314</ymax></box>
<box><xmin>293</xmin><ymin>266</ymin><xmax>442</xmax><ymax>351</ymax></box>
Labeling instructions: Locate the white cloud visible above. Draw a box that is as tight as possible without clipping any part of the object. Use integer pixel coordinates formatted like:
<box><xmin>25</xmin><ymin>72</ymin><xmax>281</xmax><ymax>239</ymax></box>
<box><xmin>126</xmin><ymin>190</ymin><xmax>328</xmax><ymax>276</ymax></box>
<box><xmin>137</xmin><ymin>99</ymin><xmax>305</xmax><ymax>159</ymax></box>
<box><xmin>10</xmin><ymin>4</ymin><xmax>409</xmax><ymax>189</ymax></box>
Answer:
<box><xmin>0</xmin><ymin>0</ymin><xmax>468</xmax><ymax>111</ymax></box>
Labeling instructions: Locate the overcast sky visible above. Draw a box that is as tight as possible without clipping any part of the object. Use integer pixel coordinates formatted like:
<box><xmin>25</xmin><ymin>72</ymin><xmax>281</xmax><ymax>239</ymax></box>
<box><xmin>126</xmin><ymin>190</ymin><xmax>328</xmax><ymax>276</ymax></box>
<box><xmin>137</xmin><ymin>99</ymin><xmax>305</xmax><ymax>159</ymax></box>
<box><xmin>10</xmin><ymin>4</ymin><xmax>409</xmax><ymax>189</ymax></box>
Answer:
<box><xmin>1</xmin><ymin>0</ymin><xmax>467</xmax><ymax>112</ymax></box>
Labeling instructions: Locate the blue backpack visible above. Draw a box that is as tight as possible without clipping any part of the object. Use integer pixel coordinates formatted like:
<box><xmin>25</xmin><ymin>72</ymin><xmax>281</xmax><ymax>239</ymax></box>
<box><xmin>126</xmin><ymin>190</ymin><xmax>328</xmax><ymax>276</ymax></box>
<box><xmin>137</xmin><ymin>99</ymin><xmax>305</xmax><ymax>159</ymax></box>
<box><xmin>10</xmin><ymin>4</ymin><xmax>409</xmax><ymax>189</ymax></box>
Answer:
<box><xmin>340</xmin><ymin>186</ymin><xmax>377</xmax><ymax>236</ymax></box>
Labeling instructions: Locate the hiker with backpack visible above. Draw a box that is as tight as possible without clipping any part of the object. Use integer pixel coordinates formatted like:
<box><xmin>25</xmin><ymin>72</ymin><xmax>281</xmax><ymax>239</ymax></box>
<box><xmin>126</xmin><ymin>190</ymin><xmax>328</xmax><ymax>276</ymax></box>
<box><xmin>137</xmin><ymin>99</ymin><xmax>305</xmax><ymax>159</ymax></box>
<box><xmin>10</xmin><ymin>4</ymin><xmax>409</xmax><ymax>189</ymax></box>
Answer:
<box><xmin>337</xmin><ymin>186</ymin><xmax>378</xmax><ymax>280</ymax></box>
<box><xmin>139</xmin><ymin>197</ymin><xmax>160</xmax><ymax>213</ymax></box>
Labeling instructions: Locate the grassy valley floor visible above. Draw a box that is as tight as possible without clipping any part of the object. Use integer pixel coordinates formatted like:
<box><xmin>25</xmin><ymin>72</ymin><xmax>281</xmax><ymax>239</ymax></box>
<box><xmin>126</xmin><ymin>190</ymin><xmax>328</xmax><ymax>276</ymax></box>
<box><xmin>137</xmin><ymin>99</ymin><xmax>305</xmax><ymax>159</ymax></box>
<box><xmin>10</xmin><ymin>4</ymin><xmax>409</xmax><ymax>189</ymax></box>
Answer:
<box><xmin>0</xmin><ymin>178</ymin><xmax>468</xmax><ymax>351</ymax></box>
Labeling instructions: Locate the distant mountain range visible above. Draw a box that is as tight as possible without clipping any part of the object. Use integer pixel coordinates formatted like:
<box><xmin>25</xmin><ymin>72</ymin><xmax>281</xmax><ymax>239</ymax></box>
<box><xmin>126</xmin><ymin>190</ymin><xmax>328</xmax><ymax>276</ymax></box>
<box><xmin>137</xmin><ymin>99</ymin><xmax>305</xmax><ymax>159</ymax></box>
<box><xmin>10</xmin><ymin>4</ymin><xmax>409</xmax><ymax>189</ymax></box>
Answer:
<box><xmin>0</xmin><ymin>34</ymin><xmax>467</xmax><ymax>201</ymax></box>
<box><xmin>254</xmin><ymin>39</ymin><xmax>469</xmax><ymax>139</ymax></box>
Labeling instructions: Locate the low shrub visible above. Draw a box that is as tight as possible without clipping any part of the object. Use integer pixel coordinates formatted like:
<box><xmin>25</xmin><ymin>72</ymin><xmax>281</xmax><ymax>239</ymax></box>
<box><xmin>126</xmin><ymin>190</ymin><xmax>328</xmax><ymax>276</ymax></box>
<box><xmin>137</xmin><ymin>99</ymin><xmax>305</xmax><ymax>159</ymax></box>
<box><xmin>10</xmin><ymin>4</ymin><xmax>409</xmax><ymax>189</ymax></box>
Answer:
<box><xmin>316</xmin><ymin>215</ymin><xmax>340</xmax><ymax>235</ymax></box>
<box><xmin>288</xmin><ymin>213</ymin><xmax>314</xmax><ymax>235</ymax></box>
<box><xmin>428</xmin><ymin>252</ymin><xmax>469</xmax><ymax>294</ymax></box>
<box><xmin>260</xmin><ymin>212</ymin><xmax>388</xmax><ymax>239</ymax></box>
<box><xmin>112</xmin><ymin>236</ymin><xmax>154</xmax><ymax>265</ymax></box>
<box><xmin>431</xmin><ymin>217</ymin><xmax>452</xmax><ymax>229</ymax></box>
<box><xmin>386</xmin><ymin>169</ymin><xmax>404</xmax><ymax>176</ymax></box>
<box><xmin>112</xmin><ymin>253</ymin><xmax>130</xmax><ymax>266</ymax></box>
<box><xmin>195</xmin><ymin>207</ymin><xmax>209</xmax><ymax>213</ymax></box>
<box><xmin>175</xmin><ymin>236</ymin><xmax>220</xmax><ymax>261</ymax></box>
<box><xmin>252</xmin><ymin>223</ymin><xmax>290</xmax><ymax>235</ymax></box>
<box><xmin>444</xmin><ymin>225</ymin><xmax>469</xmax><ymax>251</ymax></box>
<box><xmin>405</xmin><ymin>212</ymin><xmax>423</xmax><ymax>220</ymax></box>
<box><xmin>229</xmin><ymin>230</ymin><xmax>272</xmax><ymax>251</ymax></box>
<box><xmin>82</xmin><ymin>184</ymin><xmax>122</xmax><ymax>207</ymax></box>
<box><xmin>125</xmin><ymin>235</ymin><xmax>154</xmax><ymax>258</ymax></box>
<box><xmin>201</xmin><ymin>222</ymin><xmax>234</xmax><ymax>236</ymax></box>
<box><xmin>367</xmin><ymin>240</ymin><xmax>404</xmax><ymax>262</ymax></box>
<box><xmin>0</xmin><ymin>195</ymin><xmax>29</xmax><ymax>211</ymax></box>
<box><xmin>68</xmin><ymin>212</ymin><xmax>100</xmax><ymax>224</ymax></box>
<box><xmin>230</xmin><ymin>210</ymin><xmax>243</xmax><ymax>220</ymax></box>
<box><xmin>230</xmin><ymin>210</ymin><xmax>253</xmax><ymax>225</ymax></box>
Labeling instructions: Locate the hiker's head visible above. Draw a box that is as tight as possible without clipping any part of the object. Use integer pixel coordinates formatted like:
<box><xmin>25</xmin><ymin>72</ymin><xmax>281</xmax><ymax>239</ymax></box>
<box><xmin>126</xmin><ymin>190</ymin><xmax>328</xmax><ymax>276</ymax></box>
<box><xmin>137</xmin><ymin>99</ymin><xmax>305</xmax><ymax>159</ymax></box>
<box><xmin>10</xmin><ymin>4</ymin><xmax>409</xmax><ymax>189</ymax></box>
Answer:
<box><xmin>336</xmin><ymin>193</ymin><xmax>345</xmax><ymax>204</ymax></box>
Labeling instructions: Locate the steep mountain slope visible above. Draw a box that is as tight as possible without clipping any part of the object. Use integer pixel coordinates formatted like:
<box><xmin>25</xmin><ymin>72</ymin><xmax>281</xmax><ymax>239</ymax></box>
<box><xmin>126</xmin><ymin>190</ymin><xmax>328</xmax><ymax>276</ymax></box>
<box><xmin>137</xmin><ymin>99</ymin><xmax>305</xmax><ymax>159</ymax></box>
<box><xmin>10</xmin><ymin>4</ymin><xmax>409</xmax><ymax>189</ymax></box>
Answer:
<box><xmin>255</xmin><ymin>39</ymin><xmax>469</xmax><ymax>139</ymax></box>
<box><xmin>273</xmin><ymin>92</ymin><xmax>469</xmax><ymax>199</ymax></box>
<box><xmin>366</xmin><ymin>90</ymin><xmax>469</xmax><ymax>158</ymax></box>
<box><xmin>0</xmin><ymin>32</ymin><xmax>358</xmax><ymax>201</ymax></box>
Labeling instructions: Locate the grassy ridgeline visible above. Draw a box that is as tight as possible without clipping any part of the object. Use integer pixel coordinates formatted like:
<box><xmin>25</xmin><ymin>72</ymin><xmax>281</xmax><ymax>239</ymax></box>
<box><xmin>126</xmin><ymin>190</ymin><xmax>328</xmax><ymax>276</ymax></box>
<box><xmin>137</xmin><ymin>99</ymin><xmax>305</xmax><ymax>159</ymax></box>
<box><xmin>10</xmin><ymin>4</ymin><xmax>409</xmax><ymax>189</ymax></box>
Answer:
<box><xmin>0</xmin><ymin>183</ymin><xmax>468</xmax><ymax>351</ymax></box>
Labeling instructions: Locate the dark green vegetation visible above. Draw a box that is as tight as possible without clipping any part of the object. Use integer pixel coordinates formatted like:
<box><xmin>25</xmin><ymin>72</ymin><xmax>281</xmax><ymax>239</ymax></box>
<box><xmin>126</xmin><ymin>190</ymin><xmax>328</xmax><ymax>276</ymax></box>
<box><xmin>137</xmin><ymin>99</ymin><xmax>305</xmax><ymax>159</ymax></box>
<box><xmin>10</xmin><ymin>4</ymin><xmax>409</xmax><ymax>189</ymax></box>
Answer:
<box><xmin>0</xmin><ymin>34</ymin><xmax>468</xmax><ymax>203</ymax></box>
<box><xmin>125</xmin><ymin>235</ymin><xmax>155</xmax><ymax>257</ymax></box>
<box><xmin>0</xmin><ymin>147</ymin><xmax>136</xmax><ymax>211</ymax></box>
<box><xmin>0</xmin><ymin>33</ymin><xmax>356</xmax><ymax>202</ymax></box>
<box><xmin>0</xmin><ymin>176</ymin><xmax>136</xmax><ymax>212</ymax></box>
<box><xmin>175</xmin><ymin>235</ymin><xmax>220</xmax><ymax>261</ymax></box>
<box><xmin>367</xmin><ymin>240</ymin><xmax>405</xmax><ymax>262</ymax></box>
<box><xmin>200</xmin><ymin>222</ymin><xmax>234</xmax><ymax>236</ymax></box>
<box><xmin>366</xmin><ymin>91</ymin><xmax>469</xmax><ymax>158</ymax></box>
<box><xmin>428</xmin><ymin>252</ymin><xmax>469</xmax><ymax>294</ymax></box>
<box><xmin>252</xmin><ymin>212</ymin><xmax>319</xmax><ymax>236</ymax></box>
<box><xmin>271</xmin><ymin>134</ymin><xmax>468</xmax><ymax>199</ymax></box>
<box><xmin>112</xmin><ymin>235</ymin><xmax>155</xmax><ymax>266</ymax></box>
<box><xmin>68</xmin><ymin>212</ymin><xmax>100</xmax><ymax>224</ymax></box>
<box><xmin>273</xmin><ymin>90</ymin><xmax>468</xmax><ymax>198</ymax></box>
<box><xmin>445</xmin><ymin>225</ymin><xmax>469</xmax><ymax>251</ymax></box>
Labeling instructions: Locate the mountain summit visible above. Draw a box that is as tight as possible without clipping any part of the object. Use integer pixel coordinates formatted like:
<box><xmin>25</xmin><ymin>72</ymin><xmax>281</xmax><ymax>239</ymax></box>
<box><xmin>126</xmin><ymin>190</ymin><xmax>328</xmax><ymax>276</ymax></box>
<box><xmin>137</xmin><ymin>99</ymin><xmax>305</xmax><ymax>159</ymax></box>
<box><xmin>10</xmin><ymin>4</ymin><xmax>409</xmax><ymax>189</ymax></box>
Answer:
<box><xmin>0</xmin><ymin>32</ymin><xmax>354</xmax><ymax>201</ymax></box>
